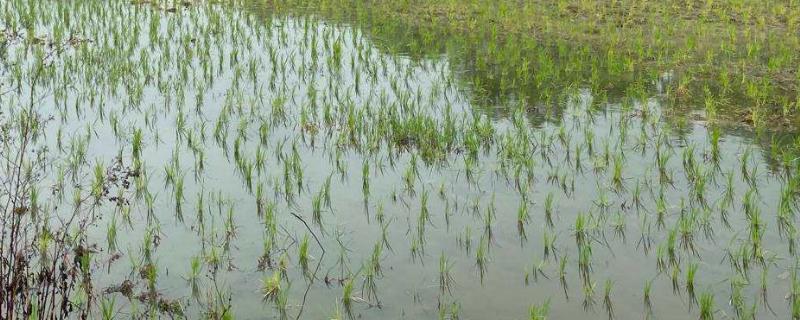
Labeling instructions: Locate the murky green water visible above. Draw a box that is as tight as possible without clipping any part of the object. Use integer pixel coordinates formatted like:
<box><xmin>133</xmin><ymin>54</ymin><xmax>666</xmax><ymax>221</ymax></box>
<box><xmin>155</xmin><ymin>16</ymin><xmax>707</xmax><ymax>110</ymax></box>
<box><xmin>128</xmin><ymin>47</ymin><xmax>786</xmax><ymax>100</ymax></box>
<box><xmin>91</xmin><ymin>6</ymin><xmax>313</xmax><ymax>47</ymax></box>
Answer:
<box><xmin>3</xmin><ymin>0</ymin><xmax>799</xmax><ymax>319</ymax></box>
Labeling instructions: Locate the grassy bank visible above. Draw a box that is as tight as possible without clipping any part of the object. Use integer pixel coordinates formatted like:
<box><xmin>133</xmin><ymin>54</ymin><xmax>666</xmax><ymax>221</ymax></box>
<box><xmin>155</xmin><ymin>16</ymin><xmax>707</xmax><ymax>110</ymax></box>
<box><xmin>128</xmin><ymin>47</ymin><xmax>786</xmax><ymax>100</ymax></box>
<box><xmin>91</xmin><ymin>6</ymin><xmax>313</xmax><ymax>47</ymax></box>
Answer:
<box><xmin>267</xmin><ymin>0</ymin><xmax>800</xmax><ymax>130</ymax></box>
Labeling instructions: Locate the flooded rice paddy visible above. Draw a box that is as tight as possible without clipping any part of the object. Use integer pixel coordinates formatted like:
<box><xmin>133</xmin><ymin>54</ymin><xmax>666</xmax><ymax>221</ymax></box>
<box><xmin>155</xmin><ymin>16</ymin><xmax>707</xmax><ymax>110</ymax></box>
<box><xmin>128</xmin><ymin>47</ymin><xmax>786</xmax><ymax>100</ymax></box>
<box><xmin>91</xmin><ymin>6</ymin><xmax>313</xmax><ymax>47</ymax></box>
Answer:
<box><xmin>2</xmin><ymin>0</ymin><xmax>800</xmax><ymax>319</ymax></box>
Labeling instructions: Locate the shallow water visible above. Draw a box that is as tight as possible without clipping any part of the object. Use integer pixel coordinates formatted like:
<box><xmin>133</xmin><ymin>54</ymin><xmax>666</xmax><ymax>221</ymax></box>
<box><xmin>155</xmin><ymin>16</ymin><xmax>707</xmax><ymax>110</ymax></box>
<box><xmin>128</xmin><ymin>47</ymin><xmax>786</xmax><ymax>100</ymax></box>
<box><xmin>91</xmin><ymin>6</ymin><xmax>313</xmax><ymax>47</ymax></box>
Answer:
<box><xmin>3</xmin><ymin>0</ymin><xmax>799</xmax><ymax>319</ymax></box>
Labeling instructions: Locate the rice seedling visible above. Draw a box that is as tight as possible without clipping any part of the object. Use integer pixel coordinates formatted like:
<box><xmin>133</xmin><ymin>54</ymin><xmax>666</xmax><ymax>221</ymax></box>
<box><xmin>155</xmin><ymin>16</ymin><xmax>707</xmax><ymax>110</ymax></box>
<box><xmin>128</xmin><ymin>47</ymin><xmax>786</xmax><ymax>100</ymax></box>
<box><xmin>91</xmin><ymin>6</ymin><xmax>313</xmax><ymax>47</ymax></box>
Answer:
<box><xmin>698</xmin><ymin>291</ymin><xmax>715</xmax><ymax>320</ymax></box>
<box><xmin>543</xmin><ymin>231</ymin><xmax>557</xmax><ymax>261</ymax></box>
<box><xmin>439</xmin><ymin>253</ymin><xmax>455</xmax><ymax>295</ymax></box>
<box><xmin>100</xmin><ymin>296</ymin><xmax>117</xmax><ymax>320</ymax></box>
<box><xmin>361</xmin><ymin>259</ymin><xmax>381</xmax><ymax>305</ymax></box>
<box><xmin>476</xmin><ymin>236</ymin><xmax>488</xmax><ymax>284</ymax></box>
<box><xmin>611</xmin><ymin>154</ymin><xmax>625</xmax><ymax>191</ymax></box>
<box><xmin>686</xmin><ymin>262</ymin><xmax>698</xmax><ymax>304</ymax></box>
<box><xmin>544</xmin><ymin>192</ymin><xmax>555</xmax><ymax>228</ymax></box>
<box><xmin>342</xmin><ymin>277</ymin><xmax>355</xmax><ymax>318</ymax></box>
<box><xmin>299</xmin><ymin>234</ymin><xmax>310</xmax><ymax>275</ymax></box>
<box><xmin>582</xmin><ymin>281</ymin><xmax>596</xmax><ymax>311</ymax></box>
<box><xmin>528</xmin><ymin>300</ymin><xmax>550</xmax><ymax>320</ymax></box>
<box><xmin>559</xmin><ymin>256</ymin><xmax>569</xmax><ymax>300</ymax></box>
<box><xmin>362</xmin><ymin>159</ymin><xmax>370</xmax><ymax>201</ymax></box>
<box><xmin>643</xmin><ymin>279</ymin><xmax>653</xmax><ymax>314</ymax></box>
<box><xmin>603</xmin><ymin>279</ymin><xmax>614</xmax><ymax>319</ymax></box>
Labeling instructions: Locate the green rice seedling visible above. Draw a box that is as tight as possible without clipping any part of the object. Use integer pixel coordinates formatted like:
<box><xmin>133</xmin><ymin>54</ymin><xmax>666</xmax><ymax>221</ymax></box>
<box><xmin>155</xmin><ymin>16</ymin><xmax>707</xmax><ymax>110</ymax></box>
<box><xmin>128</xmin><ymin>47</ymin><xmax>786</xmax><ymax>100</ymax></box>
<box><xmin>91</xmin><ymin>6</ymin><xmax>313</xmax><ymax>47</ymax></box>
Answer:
<box><xmin>758</xmin><ymin>267</ymin><xmax>775</xmax><ymax>315</ymax></box>
<box><xmin>543</xmin><ymin>231</ymin><xmax>556</xmax><ymax>261</ymax></box>
<box><xmin>582</xmin><ymin>281</ymin><xmax>596</xmax><ymax>311</ymax></box>
<box><xmin>312</xmin><ymin>191</ymin><xmax>323</xmax><ymax>230</ymax></box>
<box><xmin>174</xmin><ymin>173</ymin><xmax>185</xmax><ymax>221</ymax></box>
<box><xmin>778</xmin><ymin>186</ymin><xmax>796</xmax><ymax>238</ymax></box>
<box><xmin>403</xmin><ymin>163</ymin><xmax>416</xmax><ymax>195</ymax></box>
<box><xmin>691</xmin><ymin>167</ymin><xmax>708</xmax><ymax>205</ymax></box>
<box><xmin>643</xmin><ymin>279</ymin><xmax>653</xmax><ymax>314</ymax></box>
<box><xmin>709</xmin><ymin>128</ymin><xmax>721</xmax><ymax>166</ymax></box>
<box><xmin>420</xmin><ymin>188</ymin><xmax>431</xmax><ymax>225</ymax></box>
<box><xmin>330</xmin><ymin>305</ymin><xmax>343</xmax><ymax>320</ymax></box>
<box><xmin>528</xmin><ymin>300</ymin><xmax>550</xmax><ymax>320</ymax></box>
<box><xmin>255</xmin><ymin>183</ymin><xmax>265</xmax><ymax>219</ymax></box>
<box><xmin>677</xmin><ymin>211</ymin><xmax>697</xmax><ymax>255</ymax></box>
<box><xmin>449</xmin><ymin>302</ymin><xmax>461</xmax><ymax>320</ymax></box>
<box><xmin>529</xmin><ymin>259</ymin><xmax>548</xmax><ymax>283</ymax></box>
<box><xmin>517</xmin><ymin>199</ymin><xmax>529</xmax><ymax>241</ymax></box>
<box><xmin>594</xmin><ymin>187</ymin><xmax>611</xmax><ymax>214</ymax></box>
<box><xmin>461</xmin><ymin>227</ymin><xmax>473</xmax><ymax>254</ymax></box>
<box><xmin>375</xmin><ymin>202</ymin><xmax>385</xmax><ymax>224</ymax></box>
<box><xmin>362</xmin><ymin>260</ymin><xmax>381</xmax><ymax>305</ymax></box>
<box><xmin>107</xmin><ymin>216</ymin><xmax>118</xmax><ymax>253</ymax></box>
<box><xmin>439</xmin><ymin>253</ymin><xmax>455</xmax><ymax>295</ymax></box>
<box><xmin>574</xmin><ymin>212</ymin><xmax>588</xmax><ymax>246</ymax></box>
<box><xmin>696</xmin><ymin>207</ymin><xmax>714</xmax><ymax>240</ymax></box>
<box><xmin>666</xmin><ymin>228</ymin><xmax>679</xmax><ymax>267</ymax></box>
<box><xmin>370</xmin><ymin>241</ymin><xmax>383</xmax><ymax>277</ymax></box>
<box><xmin>544</xmin><ymin>192</ymin><xmax>555</xmax><ymax>228</ymax></box>
<box><xmin>686</xmin><ymin>262</ymin><xmax>698</xmax><ymax>305</ymax></box>
<box><xmin>656</xmin><ymin>147</ymin><xmax>673</xmax><ymax>185</ymax></box>
<box><xmin>611</xmin><ymin>154</ymin><xmax>624</xmax><ymax>191</ymax></box>
<box><xmin>611</xmin><ymin>212</ymin><xmax>626</xmax><ymax>241</ymax></box>
<box><xmin>187</xmin><ymin>255</ymin><xmax>202</xmax><ymax>301</ymax></box>
<box><xmin>740</xmin><ymin>148</ymin><xmax>752</xmax><ymax>182</ymax></box>
<box><xmin>410</xmin><ymin>237</ymin><xmax>423</xmax><ymax>263</ymax></box>
<box><xmin>654</xmin><ymin>192</ymin><xmax>667</xmax><ymax>229</ymax></box>
<box><xmin>464</xmin><ymin>156</ymin><xmax>477</xmax><ymax>185</ymax></box>
<box><xmin>631</xmin><ymin>180</ymin><xmax>643</xmax><ymax>211</ymax></box>
<box><xmin>342</xmin><ymin>277</ymin><xmax>354</xmax><ymax>318</ymax></box>
<box><xmin>362</xmin><ymin>159</ymin><xmax>370</xmax><ymax>200</ymax></box>
<box><xmin>299</xmin><ymin>234</ymin><xmax>310</xmax><ymax>275</ymax></box>
<box><xmin>698</xmin><ymin>291</ymin><xmax>715</xmax><ymax>320</ymax></box>
<box><xmin>90</xmin><ymin>162</ymin><xmax>105</xmax><ymax>204</ymax></box>
<box><xmin>670</xmin><ymin>265</ymin><xmax>681</xmax><ymax>295</ymax></box>
<box><xmin>323</xmin><ymin>173</ymin><xmax>333</xmax><ymax>208</ymax></box>
<box><xmin>574</xmin><ymin>144</ymin><xmax>584</xmax><ymax>173</ymax></box>
<box><xmin>729</xmin><ymin>275</ymin><xmax>747</xmax><ymax>317</ymax></box>
<box><xmin>603</xmin><ymin>279</ymin><xmax>614</xmax><ymax>319</ymax></box>
<box><xmin>655</xmin><ymin>245</ymin><xmax>668</xmax><ymax>273</ymax></box>
<box><xmin>476</xmin><ymin>236</ymin><xmax>488</xmax><ymax>284</ymax></box>
<box><xmin>483</xmin><ymin>200</ymin><xmax>494</xmax><ymax>240</ymax></box>
<box><xmin>791</xmin><ymin>268</ymin><xmax>800</xmax><ymax>320</ymax></box>
<box><xmin>100</xmin><ymin>296</ymin><xmax>117</xmax><ymax>320</ymax></box>
<box><xmin>378</xmin><ymin>220</ymin><xmax>392</xmax><ymax>252</ymax></box>
<box><xmin>578</xmin><ymin>243</ymin><xmax>593</xmax><ymax>285</ymax></box>
<box><xmin>444</xmin><ymin>199</ymin><xmax>453</xmax><ymax>229</ymax></box>
<box><xmin>275</xmin><ymin>281</ymin><xmax>291</xmax><ymax>320</ymax></box>
<box><xmin>132</xmin><ymin>128</ymin><xmax>143</xmax><ymax>160</ymax></box>
<box><xmin>559</xmin><ymin>256</ymin><xmax>569</xmax><ymax>300</ymax></box>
